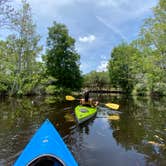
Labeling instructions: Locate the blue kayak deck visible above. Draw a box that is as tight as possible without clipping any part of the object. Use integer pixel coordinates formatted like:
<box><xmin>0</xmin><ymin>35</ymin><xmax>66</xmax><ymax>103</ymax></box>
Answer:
<box><xmin>14</xmin><ymin>119</ymin><xmax>77</xmax><ymax>166</ymax></box>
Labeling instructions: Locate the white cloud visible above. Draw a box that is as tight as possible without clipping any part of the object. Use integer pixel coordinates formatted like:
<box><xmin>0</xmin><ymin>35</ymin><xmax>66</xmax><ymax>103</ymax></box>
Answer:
<box><xmin>97</xmin><ymin>60</ymin><xmax>108</xmax><ymax>72</ymax></box>
<box><xmin>79</xmin><ymin>35</ymin><xmax>96</xmax><ymax>43</ymax></box>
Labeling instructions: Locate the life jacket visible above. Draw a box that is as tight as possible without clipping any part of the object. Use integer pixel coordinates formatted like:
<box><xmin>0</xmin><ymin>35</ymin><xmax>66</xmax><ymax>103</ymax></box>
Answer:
<box><xmin>80</xmin><ymin>98</ymin><xmax>93</xmax><ymax>107</ymax></box>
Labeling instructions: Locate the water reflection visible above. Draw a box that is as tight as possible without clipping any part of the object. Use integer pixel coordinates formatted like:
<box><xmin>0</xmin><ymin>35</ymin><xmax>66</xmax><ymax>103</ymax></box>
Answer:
<box><xmin>108</xmin><ymin>96</ymin><xmax>166</xmax><ymax>166</ymax></box>
<box><xmin>0</xmin><ymin>95</ymin><xmax>165</xmax><ymax>166</ymax></box>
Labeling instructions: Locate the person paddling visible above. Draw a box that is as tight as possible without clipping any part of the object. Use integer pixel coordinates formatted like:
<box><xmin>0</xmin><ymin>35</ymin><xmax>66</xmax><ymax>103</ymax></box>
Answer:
<box><xmin>80</xmin><ymin>90</ymin><xmax>99</xmax><ymax>107</ymax></box>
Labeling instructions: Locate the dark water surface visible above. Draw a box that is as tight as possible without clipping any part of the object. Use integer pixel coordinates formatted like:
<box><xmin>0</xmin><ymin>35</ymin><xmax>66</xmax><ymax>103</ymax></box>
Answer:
<box><xmin>0</xmin><ymin>95</ymin><xmax>166</xmax><ymax>166</ymax></box>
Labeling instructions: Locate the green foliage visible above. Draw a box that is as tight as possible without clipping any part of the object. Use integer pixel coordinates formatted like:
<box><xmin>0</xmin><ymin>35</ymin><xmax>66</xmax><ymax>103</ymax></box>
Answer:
<box><xmin>45</xmin><ymin>85</ymin><xmax>58</xmax><ymax>95</ymax></box>
<box><xmin>45</xmin><ymin>22</ymin><xmax>82</xmax><ymax>90</ymax></box>
<box><xmin>132</xmin><ymin>83</ymin><xmax>149</xmax><ymax>96</ymax></box>
<box><xmin>83</xmin><ymin>71</ymin><xmax>110</xmax><ymax>89</ymax></box>
<box><xmin>0</xmin><ymin>39</ymin><xmax>16</xmax><ymax>95</ymax></box>
<box><xmin>44</xmin><ymin>96</ymin><xmax>62</xmax><ymax>104</ymax></box>
<box><xmin>140</xmin><ymin>0</ymin><xmax>166</xmax><ymax>56</ymax></box>
<box><xmin>40</xmin><ymin>75</ymin><xmax>57</xmax><ymax>85</ymax></box>
<box><xmin>21</xmin><ymin>72</ymin><xmax>42</xmax><ymax>95</ymax></box>
<box><xmin>152</xmin><ymin>83</ymin><xmax>166</xmax><ymax>96</ymax></box>
<box><xmin>132</xmin><ymin>0</ymin><xmax>166</xmax><ymax>96</ymax></box>
<box><xmin>0</xmin><ymin>1</ymin><xmax>43</xmax><ymax>96</ymax></box>
<box><xmin>11</xmin><ymin>0</ymin><xmax>42</xmax><ymax>74</ymax></box>
<box><xmin>108</xmin><ymin>43</ymin><xmax>141</xmax><ymax>93</ymax></box>
<box><xmin>0</xmin><ymin>83</ymin><xmax>8</xmax><ymax>92</ymax></box>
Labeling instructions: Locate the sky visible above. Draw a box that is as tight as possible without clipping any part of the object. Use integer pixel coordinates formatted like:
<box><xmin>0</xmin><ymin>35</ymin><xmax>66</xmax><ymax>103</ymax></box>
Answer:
<box><xmin>2</xmin><ymin>0</ymin><xmax>158</xmax><ymax>74</ymax></box>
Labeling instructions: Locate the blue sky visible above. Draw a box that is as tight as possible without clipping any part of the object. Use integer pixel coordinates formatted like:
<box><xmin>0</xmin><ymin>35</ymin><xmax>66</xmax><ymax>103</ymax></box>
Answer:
<box><xmin>2</xmin><ymin>0</ymin><xmax>158</xmax><ymax>73</ymax></box>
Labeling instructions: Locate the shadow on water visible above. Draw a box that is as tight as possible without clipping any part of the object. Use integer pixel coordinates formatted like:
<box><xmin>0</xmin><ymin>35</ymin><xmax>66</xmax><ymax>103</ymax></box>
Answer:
<box><xmin>0</xmin><ymin>95</ymin><xmax>166</xmax><ymax>166</ymax></box>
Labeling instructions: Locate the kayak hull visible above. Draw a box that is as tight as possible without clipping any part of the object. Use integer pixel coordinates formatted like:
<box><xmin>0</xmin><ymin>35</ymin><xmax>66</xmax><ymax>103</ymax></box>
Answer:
<box><xmin>14</xmin><ymin>119</ymin><xmax>78</xmax><ymax>166</ymax></box>
<box><xmin>75</xmin><ymin>105</ymin><xmax>97</xmax><ymax>124</ymax></box>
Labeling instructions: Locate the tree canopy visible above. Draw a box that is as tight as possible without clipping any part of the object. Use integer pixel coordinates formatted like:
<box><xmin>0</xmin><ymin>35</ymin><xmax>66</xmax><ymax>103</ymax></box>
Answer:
<box><xmin>46</xmin><ymin>22</ymin><xmax>82</xmax><ymax>90</ymax></box>
<box><xmin>108</xmin><ymin>43</ymin><xmax>141</xmax><ymax>93</ymax></box>
<box><xmin>0</xmin><ymin>0</ymin><xmax>42</xmax><ymax>95</ymax></box>
<box><xmin>133</xmin><ymin>0</ymin><xmax>166</xmax><ymax>96</ymax></box>
<box><xmin>83</xmin><ymin>71</ymin><xmax>110</xmax><ymax>90</ymax></box>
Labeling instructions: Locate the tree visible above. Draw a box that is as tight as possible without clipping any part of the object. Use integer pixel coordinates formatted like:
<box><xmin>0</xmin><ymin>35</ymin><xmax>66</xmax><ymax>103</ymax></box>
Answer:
<box><xmin>140</xmin><ymin>0</ymin><xmax>166</xmax><ymax>56</ymax></box>
<box><xmin>108</xmin><ymin>43</ymin><xmax>141</xmax><ymax>93</ymax></box>
<box><xmin>46</xmin><ymin>22</ymin><xmax>82</xmax><ymax>90</ymax></box>
<box><xmin>0</xmin><ymin>39</ymin><xmax>13</xmax><ymax>93</ymax></box>
<box><xmin>83</xmin><ymin>71</ymin><xmax>110</xmax><ymax>90</ymax></box>
<box><xmin>0</xmin><ymin>0</ymin><xmax>42</xmax><ymax>95</ymax></box>
<box><xmin>133</xmin><ymin>0</ymin><xmax>166</xmax><ymax>96</ymax></box>
<box><xmin>7</xmin><ymin>0</ymin><xmax>42</xmax><ymax>95</ymax></box>
<box><xmin>11</xmin><ymin>0</ymin><xmax>42</xmax><ymax>74</ymax></box>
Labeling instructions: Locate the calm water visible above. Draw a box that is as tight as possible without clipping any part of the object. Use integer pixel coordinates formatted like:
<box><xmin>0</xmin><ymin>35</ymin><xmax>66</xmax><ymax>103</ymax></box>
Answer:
<box><xmin>0</xmin><ymin>95</ymin><xmax>166</xmax><ymax>166</ymax></box>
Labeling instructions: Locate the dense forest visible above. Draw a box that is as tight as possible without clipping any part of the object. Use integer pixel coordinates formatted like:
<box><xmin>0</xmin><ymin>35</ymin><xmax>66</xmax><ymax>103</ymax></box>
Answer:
<box><xmin>0</xmin><ymin>0</ymin><xmax>165</xmax><ymax>97</ymax></box>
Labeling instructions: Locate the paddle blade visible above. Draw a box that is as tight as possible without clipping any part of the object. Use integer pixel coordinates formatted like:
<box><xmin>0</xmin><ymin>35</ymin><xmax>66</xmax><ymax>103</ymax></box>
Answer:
<box><xmin>65</xmin><ymin>95</ymin><xmax>76</xmax><ymax>101</ymax></box>
<box><xmin>105</xmin><ymin>103</ymin><xmax>119</xmax><ymax>110</ymax></box>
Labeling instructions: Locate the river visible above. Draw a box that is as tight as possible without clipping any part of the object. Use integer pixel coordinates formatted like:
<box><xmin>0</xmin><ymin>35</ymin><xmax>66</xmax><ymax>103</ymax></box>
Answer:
<box><xmin>0</xmin><ymin>95</ymin><xmax>165</xmax><ymax>166</ymax></box>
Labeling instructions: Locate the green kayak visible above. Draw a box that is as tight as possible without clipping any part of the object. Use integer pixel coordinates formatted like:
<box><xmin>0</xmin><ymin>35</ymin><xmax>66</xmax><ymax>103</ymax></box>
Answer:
<box><xmin>75</xmin><ymin>105</ymin><xmax>97</xmax><ymax>124</ymax></box>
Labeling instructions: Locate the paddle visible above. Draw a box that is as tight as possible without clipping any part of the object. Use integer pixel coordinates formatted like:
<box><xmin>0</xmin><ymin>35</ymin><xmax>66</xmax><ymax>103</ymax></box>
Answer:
<box><xmin>105</xmin><ymin>103</ymin><xmax>119</xmax><ymax>110</ymax></box>
<box><xmin>65</xmin><ymin>95</ymin><xmax>119</xmax><ymax>110</ymax></box>
<box><xmin>65</xmin><ymin>95</ymin><xmax>80</xmax><ymax>101</ymax></box>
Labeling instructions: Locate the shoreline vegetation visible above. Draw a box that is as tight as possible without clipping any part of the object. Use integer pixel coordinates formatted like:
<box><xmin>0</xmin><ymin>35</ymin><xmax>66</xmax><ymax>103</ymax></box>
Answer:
<box><xmin>0</xmin><ymin>0</ymin><xmax>165</xmax><ymax>98</ymax></box>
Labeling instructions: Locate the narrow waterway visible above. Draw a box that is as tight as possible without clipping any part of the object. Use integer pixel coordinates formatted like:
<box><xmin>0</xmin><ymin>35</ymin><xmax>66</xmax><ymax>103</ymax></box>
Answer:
<box><xmin>0</xmin><ymin>95</ymin><xmax>165</xmax><ymax>166</ymax></box>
